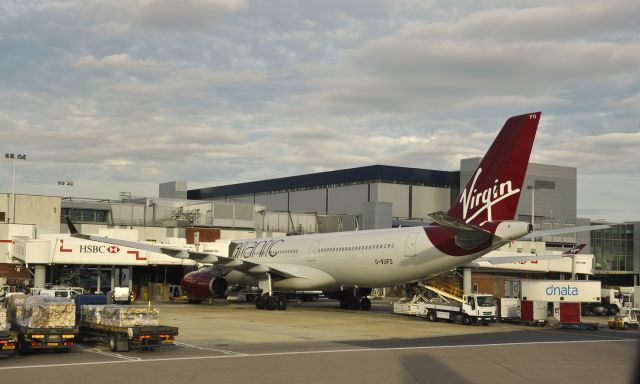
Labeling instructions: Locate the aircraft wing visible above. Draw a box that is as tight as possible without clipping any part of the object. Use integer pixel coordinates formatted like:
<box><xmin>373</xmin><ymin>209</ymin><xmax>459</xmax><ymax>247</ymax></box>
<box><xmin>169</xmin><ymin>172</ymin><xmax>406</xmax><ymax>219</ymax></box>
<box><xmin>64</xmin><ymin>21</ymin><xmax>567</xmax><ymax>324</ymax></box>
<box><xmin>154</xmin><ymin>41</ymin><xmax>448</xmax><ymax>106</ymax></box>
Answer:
<box><xmin>65</xmin><ymin>217</ymin><xmax>304</xmax><ymax>280</ymax></box>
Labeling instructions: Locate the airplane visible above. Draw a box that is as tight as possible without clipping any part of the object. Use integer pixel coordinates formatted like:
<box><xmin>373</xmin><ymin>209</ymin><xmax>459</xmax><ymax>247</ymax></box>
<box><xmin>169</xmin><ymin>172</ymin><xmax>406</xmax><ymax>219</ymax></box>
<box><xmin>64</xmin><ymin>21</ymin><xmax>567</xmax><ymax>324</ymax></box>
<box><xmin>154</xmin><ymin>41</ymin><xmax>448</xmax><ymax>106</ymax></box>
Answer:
<box><xmin>68</xmin><ymin>111</ymin><xmax>548</xmax><ymax>311</ymax></box>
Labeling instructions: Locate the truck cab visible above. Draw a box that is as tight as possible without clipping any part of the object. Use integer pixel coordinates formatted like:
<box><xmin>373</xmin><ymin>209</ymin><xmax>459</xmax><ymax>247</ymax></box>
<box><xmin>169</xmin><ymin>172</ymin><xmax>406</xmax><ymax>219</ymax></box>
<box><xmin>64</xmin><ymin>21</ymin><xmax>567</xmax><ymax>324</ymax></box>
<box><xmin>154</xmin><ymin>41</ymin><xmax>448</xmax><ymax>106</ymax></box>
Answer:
<box><xmin>461</xmin><ymin>294</ymin><xmax>497</xmax><ymax>324</ymax></box>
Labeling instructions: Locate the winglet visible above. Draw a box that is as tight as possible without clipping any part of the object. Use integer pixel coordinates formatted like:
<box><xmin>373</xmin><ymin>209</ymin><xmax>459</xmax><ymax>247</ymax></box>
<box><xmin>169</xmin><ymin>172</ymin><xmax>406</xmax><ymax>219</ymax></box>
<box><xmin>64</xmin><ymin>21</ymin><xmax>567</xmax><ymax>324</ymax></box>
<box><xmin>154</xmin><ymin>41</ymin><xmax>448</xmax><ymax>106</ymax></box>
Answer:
<box><xmin>65</xmin><ymin>216</ymin><xmax>91</xmax><ymax>240</ymax></box>
<box><xmin>65</xmin><ymin>216</ymin><xmax>78</xmax><ymax>234</ymax></box>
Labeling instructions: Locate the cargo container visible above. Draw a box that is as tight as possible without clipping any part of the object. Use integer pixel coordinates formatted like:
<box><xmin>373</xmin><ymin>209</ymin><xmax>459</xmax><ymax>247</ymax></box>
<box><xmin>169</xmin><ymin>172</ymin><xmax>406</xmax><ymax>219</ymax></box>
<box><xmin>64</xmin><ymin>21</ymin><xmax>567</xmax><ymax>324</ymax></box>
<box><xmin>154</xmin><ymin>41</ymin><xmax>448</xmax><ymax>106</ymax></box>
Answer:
<box><xmin>518</xmin><ymin>300</ymin><xmax>547</xmax><ymax>326</ymax></box>
<box><xmin>520</xmin><ymin>280</ymin><xmax>601</xmax><ymax>303</ymax></box>
<box><xmin>497</xmin><ymin>298</ymin><xmax>520</xmax><ymax>322</ymax></box>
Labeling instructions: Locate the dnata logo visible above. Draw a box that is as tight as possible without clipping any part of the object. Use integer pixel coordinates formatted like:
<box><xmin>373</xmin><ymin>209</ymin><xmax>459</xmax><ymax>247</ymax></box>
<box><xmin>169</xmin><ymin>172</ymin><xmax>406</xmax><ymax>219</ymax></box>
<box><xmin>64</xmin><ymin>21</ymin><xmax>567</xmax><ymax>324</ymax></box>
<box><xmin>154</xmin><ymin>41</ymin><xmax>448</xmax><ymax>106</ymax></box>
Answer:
<box><xmin>545</xmin><ymin>284</ymin><xmax>579</xmax><ymax>296</ymax></box>
<box><xmin>460</xmin><ymin>168</ymin><xmax>519</xmax><ymax>224</ymax></box>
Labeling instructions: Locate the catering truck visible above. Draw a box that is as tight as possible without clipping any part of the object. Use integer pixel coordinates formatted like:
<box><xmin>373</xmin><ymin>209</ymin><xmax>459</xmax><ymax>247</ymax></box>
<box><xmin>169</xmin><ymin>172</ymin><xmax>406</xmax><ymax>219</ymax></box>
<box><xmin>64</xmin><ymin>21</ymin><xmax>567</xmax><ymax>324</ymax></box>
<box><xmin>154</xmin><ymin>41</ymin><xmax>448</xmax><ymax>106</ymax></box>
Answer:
<box><xmin>520</xmin><ymin>280</ymin><xmax>601</xmax><ymax>303</ymax></box>
<box><xmin>417</xmin><ymin>294</ymin><xmax>497</xmax><ymax>325</ymax></box>
<box><xmin>78</xmin><ymin>303</ymin><xmax>178</xmax><ymax>352</ymax></box>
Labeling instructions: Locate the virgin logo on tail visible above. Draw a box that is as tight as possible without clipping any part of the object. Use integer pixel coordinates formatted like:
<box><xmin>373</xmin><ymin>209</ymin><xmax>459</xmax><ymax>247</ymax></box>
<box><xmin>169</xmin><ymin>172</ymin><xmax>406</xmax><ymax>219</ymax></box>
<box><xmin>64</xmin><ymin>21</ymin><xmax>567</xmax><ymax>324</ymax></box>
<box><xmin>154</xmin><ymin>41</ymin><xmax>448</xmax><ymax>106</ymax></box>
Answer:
<box><xmin>460</xmin><ymin>168</ymin><xmax>519</xmax><ymax>224</ymax></box>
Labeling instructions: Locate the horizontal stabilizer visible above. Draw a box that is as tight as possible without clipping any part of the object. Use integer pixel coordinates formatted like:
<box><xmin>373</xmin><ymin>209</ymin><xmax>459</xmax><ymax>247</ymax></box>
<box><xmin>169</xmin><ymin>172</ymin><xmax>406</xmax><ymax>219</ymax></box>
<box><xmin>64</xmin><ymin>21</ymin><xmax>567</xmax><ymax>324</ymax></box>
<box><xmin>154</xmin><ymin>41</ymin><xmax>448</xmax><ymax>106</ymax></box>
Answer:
<box><xmin>522</xmin><ymin>224</ymin><xmax>610</xmax><ymax>239</ymax></box>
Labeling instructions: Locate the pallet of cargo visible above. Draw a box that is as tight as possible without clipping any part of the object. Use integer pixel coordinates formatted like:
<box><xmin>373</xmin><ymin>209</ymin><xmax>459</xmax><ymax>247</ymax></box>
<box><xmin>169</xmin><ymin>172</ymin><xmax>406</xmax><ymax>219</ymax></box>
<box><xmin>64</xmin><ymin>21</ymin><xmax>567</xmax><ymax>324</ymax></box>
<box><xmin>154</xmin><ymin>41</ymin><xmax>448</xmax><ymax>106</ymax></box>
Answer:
<box><xmin>78</xmin><ymin>304</ymin><xmax>178</xmax><ymax>352</ymax></box>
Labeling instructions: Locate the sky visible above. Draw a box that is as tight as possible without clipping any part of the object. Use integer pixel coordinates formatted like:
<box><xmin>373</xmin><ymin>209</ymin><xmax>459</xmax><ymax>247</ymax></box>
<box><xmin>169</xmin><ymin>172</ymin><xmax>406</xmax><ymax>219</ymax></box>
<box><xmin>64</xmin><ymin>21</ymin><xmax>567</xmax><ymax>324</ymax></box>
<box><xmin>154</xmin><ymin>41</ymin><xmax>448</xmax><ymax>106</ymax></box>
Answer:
<box><xmin>1</xmin><ymin>0</ymin><xmax>639</xmax><ymax>222</ymax></box>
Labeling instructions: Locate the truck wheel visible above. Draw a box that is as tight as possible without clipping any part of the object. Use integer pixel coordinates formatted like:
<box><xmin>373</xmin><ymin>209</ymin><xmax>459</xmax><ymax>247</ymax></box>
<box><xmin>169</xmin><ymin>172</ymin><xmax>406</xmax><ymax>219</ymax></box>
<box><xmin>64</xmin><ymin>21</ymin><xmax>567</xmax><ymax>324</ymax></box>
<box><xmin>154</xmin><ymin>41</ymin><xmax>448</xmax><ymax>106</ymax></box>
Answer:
<box><xmin>428</xmin><ymin>311</ymin><xmax>438</xmax><ymax>322</ymax></box>
<box><xmin>360</xmin><ymin>297</ymin><xmax>371</xmax><ymax>311</ymax></box>
<box><xmin>109</xmin><ymin>335</ymin><xmax>117</xmax><ymax>352</ymax></box>
<box><xmin>255</xmin><ymin>295</ymin><xmax>265</xmax><ymax>310</ymax></box>
<box><xmin>463</xmin><ymin>315</ymin><xmax>471</xmax><ymax>325</ymax></box>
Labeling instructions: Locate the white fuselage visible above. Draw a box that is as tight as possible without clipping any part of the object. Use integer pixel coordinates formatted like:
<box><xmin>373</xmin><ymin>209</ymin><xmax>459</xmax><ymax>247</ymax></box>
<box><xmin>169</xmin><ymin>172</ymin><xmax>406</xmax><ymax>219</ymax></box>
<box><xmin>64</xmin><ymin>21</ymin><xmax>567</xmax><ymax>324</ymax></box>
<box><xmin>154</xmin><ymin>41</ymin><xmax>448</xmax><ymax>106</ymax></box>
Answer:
<box><xmin>227</xmin><ymin>226</ymin><xmax>494</xmax><ymax>290</ymax></box>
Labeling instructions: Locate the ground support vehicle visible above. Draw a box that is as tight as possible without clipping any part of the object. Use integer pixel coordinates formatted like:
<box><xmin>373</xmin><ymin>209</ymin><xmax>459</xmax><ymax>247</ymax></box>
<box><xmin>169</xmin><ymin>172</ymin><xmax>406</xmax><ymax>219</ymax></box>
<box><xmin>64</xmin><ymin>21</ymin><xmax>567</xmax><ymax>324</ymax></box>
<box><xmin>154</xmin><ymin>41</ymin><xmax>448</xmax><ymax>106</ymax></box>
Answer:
<box><xmin>0</xmin><ymin>330</ymin><xmax>18</xmax><ymax>357</ymax></box>
<box><xmin>517</xmin><ymin>300</ymin><xmax>547</xmax><ymax>326</ymax></box>
<box><xmin>12</xmin><ymin>324</ymin><xmax>77</xmax><ymax>353</ymax></box>
<box><xmin>78</xmin><ymin>323</ymin><xmax>178</xmax><ymax>352</ymax></box>
<box><xmin>608</xmin><ymin>308</ymin><xmax>640</xmax><ymax>330</ymax></box>
<box><xmin>417</xmin><ymin>294</ymin><xmax>497</xmax><ymax>325</ymax></box>
<box><xmin>497</xmin><ymin>298</ymin><xmax>520</xmax><ymax>323</ymax></box>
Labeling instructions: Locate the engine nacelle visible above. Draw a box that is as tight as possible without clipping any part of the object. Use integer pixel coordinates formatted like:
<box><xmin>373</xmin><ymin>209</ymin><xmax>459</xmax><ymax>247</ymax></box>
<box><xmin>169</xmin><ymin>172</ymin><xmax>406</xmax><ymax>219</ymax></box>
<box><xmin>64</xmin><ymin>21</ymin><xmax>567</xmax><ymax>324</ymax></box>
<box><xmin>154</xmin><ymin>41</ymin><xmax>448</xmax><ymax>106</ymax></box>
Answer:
<box><xmin>210</xmin><ymin>277</ymin><xmax>229</xmax><ymax>297</ymax></box>
<box><xmin>181</xmin><ymin>269</ymin><xmax>217</xmax><ymax>301</ymax></box>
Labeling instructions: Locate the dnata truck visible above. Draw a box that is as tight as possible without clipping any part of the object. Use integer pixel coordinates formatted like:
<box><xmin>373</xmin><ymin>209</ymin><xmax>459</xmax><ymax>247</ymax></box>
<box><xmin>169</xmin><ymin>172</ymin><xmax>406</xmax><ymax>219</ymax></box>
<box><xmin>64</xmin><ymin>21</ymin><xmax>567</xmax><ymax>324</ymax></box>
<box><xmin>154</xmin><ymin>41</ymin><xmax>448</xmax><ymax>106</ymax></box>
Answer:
<box><xmin>417</xmin><ymin>294</ymin><xmax>497</xmax><ymax>325</ymax></box>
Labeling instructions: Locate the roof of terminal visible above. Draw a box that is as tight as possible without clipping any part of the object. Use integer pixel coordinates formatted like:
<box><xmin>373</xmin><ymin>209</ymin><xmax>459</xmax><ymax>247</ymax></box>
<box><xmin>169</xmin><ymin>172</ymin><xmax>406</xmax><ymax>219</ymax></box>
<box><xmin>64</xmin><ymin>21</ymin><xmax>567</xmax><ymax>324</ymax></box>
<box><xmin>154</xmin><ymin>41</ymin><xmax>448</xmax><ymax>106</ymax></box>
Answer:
<box><xmin>187</xmin><ymin>165</ymin><xmax>459</xmax><ymax>200</ymax></box>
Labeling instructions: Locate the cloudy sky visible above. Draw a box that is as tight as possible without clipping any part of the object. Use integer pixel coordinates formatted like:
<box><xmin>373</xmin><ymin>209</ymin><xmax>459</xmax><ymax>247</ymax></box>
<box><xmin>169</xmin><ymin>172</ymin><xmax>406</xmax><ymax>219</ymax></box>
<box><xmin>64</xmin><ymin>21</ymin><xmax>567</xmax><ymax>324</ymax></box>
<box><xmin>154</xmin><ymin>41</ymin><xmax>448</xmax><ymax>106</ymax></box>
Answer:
<box><xmin>1</xmin><ymin>0</ymin><xmax>639</xmax><ymax>222</ymax></box>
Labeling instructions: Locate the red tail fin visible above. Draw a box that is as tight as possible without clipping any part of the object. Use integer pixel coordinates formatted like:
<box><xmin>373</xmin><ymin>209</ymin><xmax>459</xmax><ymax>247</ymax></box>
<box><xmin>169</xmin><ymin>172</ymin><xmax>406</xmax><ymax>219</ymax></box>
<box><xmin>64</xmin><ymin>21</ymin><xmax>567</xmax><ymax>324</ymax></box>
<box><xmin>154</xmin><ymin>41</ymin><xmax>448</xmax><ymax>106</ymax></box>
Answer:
<box><xmin>448</xmin><ymin>112</ymin><xmax>541</xmax><ymax>225</ymax></box>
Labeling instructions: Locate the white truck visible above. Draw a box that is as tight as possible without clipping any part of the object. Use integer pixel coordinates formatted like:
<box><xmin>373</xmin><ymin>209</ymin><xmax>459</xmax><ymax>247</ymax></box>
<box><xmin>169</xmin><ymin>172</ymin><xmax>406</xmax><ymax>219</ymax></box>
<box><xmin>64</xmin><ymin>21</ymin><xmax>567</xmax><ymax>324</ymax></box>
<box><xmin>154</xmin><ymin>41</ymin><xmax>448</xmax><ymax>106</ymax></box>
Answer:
<box><xmin>582</xmin><ymin>287</ymin><xmax>632</xmax><ymax>316</ymax></box>
<box><xmin>417</xmin><ymin>294</ymin><xmax>497</xmax><ymax>325</ymax></box>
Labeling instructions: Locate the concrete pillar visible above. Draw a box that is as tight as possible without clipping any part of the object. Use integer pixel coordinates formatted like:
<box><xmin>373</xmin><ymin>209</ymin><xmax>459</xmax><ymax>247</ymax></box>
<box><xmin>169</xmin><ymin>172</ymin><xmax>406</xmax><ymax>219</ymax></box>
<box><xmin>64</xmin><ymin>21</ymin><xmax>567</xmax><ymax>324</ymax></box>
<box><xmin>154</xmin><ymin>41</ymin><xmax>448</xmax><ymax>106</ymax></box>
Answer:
<box><xmin>97</xmin><ymin>266</ymin><xmax>101</xmax><ymax>293</ymax></box>
<box><xmin>463</xmin><ymin>268</ymin><xmax>472</xmax><ymax>295</ymax></box>
<box><xmin>128</xmin><ymin>266</ymin><xmax>133</xmax><ymax>291</ymax></box>
<box><xmin>110</xmin><ymin>266</ymin><xmax>116</xmax><ymax>290</ymax></box>
<box><xmin>34</xmin><ymin>265</ymin><xmax>46</xmax><ymax>288</ymax></box>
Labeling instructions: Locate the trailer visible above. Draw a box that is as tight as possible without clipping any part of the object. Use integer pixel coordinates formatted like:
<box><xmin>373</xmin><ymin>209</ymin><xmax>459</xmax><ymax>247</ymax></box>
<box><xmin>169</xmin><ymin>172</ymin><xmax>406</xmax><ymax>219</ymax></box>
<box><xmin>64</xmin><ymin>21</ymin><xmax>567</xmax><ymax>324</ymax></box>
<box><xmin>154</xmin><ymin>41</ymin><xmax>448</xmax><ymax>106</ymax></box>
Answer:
<box><xmin>558</xmin><ymin>302</ymin><xmax>598</xmax><ymax>330</ymax></box>
<box><xmin>13</xmin><ymin>324</ymin><xmax>77</xmax><ymax>353</ymax></box>
<box><xmin>417</xmin><ymin>294</ymin><xmax>497</xmax><ymax>325</ymax></box>
<box><xmin>78</xmin><ymin>304</ymin><xmax>178</xmax><ymax>352</ymax></box>
<box><xmin>79</xmin><ymin>323</ymin><xmax>178</xmax><ymax>352</ymax></box>
<box><xmin>6</xmin><ymin>294</ymin><xmax>78</xmax><ymax>353</ymax></box>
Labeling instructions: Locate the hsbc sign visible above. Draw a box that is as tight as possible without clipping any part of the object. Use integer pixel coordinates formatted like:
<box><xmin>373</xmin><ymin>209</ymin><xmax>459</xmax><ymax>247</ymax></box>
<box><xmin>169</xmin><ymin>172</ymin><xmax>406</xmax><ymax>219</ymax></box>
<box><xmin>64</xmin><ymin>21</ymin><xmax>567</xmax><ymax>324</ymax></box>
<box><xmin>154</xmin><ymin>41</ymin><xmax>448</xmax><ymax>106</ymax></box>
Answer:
<box><xmin>79</xmin><ymin>245</ymin><xmax>121</xmax><ymax>254</ymax></box>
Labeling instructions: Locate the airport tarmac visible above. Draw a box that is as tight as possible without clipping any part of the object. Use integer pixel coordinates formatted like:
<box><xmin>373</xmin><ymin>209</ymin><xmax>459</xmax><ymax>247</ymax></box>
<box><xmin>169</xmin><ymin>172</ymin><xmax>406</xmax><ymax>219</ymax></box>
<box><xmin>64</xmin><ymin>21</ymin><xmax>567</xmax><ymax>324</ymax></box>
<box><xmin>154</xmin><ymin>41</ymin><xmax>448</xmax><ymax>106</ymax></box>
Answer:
<box><xmin>1</xmin><ymin>299</ymin><xmax>639</xmax><ymax>384</ymax></box>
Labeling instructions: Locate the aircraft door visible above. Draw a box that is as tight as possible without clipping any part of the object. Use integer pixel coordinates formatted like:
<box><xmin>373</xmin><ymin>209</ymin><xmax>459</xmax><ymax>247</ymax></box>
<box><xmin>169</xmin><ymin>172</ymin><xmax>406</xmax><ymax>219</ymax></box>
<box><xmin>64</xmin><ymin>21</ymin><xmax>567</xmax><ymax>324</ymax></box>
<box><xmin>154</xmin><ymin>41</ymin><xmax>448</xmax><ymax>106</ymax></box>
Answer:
<box><xmin>404</xmin><ymin>233</ymin><xmax>418</xmax><ymax>257</ymax></box>
<box><xmin>309</xmin><ymin>241</ymin><xmax>318</xmax><ymax>262</ymax></box>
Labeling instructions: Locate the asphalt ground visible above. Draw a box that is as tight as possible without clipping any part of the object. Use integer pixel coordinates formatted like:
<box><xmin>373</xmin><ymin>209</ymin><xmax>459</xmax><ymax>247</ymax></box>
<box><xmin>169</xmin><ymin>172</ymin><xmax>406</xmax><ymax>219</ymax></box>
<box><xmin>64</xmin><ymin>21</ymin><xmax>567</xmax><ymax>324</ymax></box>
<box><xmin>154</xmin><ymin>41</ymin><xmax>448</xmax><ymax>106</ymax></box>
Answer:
<box><xmin>1</xmin><ymin>299</ymin><xmax>639</xmax><ymax>384</ymax></box>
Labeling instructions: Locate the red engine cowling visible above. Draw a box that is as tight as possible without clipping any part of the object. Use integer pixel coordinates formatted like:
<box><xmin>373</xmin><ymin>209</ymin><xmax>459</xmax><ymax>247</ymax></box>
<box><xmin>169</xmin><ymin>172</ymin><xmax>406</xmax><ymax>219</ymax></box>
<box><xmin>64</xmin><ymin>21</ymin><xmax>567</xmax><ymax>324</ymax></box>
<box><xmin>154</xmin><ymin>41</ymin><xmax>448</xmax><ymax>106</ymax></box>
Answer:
<box><xmin>180</xmin><ymin>268</ymin><xmax>229</xmax><ymax>302</ymax></box>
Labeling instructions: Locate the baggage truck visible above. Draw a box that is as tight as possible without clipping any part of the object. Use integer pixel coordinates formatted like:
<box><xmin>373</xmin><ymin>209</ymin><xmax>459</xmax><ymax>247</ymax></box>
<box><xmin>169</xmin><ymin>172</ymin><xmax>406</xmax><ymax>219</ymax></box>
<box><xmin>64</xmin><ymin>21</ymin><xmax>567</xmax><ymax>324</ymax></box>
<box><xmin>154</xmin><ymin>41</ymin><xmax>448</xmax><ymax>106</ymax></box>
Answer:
<box><xmin>520</xmin><ymin>280</ymin><xmax>601</xmax><ymax>303</ymax></box>
<box><xmin>13</xmin><ymin>324</ymin><xmax>77</xmax><ymax>353</ymax></box>
<box><xmin>78</xmin><ymin>304</ymin><xmax>178</xmax><ymax>352</ymax></box>
<box><xmin>417</xmin><ymin>294</ymin><xmax>497</xmax><ymax>325</ymax></box>
<box><xmin>518</xmin><ymin>300</ymin><xmax>547</xmax><ymax>326</ymax></box>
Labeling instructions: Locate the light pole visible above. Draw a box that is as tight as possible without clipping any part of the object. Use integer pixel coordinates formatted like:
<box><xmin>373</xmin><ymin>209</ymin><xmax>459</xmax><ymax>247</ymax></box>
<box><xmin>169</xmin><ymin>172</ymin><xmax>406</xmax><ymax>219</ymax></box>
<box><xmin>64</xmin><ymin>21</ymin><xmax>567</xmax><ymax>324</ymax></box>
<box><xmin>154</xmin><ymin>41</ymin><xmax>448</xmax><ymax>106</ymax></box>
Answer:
<box><xmin>58</xmin><ymin>181</ymin><xmax>74</xmax><ymax>220</ymax></box>
<box><xmin>5</xmin><ymin>153</ymin><xmax>26</xmax><ymax>223</ymax></box>
<box><xmin>527</xmin><ymin>185</ymin><xmax>540</xmax><ymax>243</ymax></box>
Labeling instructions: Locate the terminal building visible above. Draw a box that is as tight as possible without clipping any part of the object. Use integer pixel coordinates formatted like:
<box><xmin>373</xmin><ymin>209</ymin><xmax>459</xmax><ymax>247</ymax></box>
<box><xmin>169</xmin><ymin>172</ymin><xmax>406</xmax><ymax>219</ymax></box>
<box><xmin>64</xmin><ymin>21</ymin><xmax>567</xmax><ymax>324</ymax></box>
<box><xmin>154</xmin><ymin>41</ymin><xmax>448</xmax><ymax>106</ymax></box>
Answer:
<box><xmin>1</xmin><ymin>159</ymin><xmax>638</xmax><ymax>296</ymax></box>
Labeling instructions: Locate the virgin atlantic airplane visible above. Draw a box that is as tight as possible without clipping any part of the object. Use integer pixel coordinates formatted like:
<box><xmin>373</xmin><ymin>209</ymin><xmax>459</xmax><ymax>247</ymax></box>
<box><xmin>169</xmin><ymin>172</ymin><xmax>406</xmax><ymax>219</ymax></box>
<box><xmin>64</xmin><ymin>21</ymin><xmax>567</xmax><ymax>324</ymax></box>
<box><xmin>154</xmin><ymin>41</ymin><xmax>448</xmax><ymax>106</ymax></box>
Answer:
<box><xmin>68</xmin><ymin>112</ymin><xmax>542</xmax><ymax>311</ymax></box>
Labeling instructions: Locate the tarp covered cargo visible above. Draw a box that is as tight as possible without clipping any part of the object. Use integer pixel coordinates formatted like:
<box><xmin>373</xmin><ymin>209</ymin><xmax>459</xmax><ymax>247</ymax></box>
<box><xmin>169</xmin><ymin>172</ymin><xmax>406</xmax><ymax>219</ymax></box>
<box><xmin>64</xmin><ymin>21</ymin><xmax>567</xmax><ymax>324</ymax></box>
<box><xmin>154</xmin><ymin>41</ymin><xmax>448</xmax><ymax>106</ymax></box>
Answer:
<box><xmin>81</xmin><ymin>305</ymin><xmax>159</xmax><ymax>327</ymax></box>
<box><xmin>6</xmin><ymin>294</ymin><xmax>75</xmax><ymax>328</ymax></box>
<box><xmin>0</xmin><ymin>305</ymin><xmax>8</xmax><ymax>330</ymax></box>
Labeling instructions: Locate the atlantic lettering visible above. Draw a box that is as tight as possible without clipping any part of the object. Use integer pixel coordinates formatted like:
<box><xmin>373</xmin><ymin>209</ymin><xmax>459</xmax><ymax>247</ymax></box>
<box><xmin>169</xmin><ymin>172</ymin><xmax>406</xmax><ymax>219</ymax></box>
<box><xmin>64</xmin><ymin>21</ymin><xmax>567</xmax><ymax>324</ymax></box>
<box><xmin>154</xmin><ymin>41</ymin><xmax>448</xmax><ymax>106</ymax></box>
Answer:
<box><xmin>232</xmin><ymin>239</ymin><xmax>284</xmax><ymax>259</ymax></box>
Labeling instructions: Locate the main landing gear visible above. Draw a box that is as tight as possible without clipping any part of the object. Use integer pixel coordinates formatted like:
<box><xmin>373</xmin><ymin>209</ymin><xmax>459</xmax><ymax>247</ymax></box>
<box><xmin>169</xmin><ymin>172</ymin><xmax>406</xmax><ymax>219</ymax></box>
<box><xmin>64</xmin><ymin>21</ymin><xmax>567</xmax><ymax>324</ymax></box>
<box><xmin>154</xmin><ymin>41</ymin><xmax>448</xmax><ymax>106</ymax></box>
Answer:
<box><xmin>255</xmin><ymin>294</ymin><xmax>287</xmax><ymax>311</ymax></box>
<box><xmin>255</xmin><ymin>272</ymin><xmax>288</xmax><ymax>310</ymax></box>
